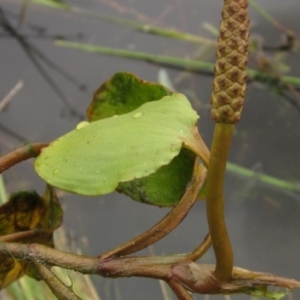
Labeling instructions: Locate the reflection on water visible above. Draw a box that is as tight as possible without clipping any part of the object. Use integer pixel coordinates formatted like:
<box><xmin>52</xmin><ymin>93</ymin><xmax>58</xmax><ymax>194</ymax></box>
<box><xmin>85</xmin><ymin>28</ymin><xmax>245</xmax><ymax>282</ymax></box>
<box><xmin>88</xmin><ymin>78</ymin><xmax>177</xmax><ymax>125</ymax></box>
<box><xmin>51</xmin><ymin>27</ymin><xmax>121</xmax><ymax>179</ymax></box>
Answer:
<box><xmin>1</xmin><ymin>0</ymin><xmax>300</xmax><ymax>299</ymax></box>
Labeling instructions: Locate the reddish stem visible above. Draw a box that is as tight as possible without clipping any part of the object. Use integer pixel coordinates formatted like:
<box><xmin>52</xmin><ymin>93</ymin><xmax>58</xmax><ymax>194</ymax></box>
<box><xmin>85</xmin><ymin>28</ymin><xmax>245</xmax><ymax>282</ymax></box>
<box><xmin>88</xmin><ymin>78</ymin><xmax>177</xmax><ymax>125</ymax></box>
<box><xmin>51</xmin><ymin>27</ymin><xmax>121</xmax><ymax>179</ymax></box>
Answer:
<box><xmin>0</xmin><ymin>143</ymin><xmax>48</xmax><ymax>173</ymax></box>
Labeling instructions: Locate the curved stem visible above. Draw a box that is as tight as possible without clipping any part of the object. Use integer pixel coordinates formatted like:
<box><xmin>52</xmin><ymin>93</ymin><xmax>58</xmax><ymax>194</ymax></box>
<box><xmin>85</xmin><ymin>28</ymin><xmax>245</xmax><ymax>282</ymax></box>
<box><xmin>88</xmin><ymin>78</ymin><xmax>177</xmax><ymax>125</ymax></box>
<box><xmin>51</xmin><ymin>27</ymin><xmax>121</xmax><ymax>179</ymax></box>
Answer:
<box><xmin>33</xmin><ymin>262</ymin><xmax>82</xmax><ymax>300</ymax></box>
<box><xmin>100</xmin><ymin>159</ymin><xmax>207</xmax><ymax>259</ymax></box>
<box><xmin>168</xmin><ymin>278</ymin><xmax>194</xmax><ymax>300</ymax></box>
<box><xmin>205</xmin><ymin>123</ymin><xmax>234</xmax><ymax>281</ymax></box>
<box><xmin>186</xmin><ymin>233</ymin><xmax>212</xmax><ymax>262</ymax></box>
<box><xmin>0</xmin><ymin>143</ymin><xmax>48</xmax><ymax>173</ymax></box>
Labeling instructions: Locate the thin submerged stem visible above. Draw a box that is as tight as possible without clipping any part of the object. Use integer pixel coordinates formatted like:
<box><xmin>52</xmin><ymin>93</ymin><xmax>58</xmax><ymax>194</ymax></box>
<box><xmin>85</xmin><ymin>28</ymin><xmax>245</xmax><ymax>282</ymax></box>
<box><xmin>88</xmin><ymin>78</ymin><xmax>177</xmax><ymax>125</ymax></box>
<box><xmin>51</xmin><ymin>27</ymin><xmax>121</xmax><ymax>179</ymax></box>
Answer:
<box><xmin>100</xmin><ymin>159</ymin><xmax>207</xmax><ymax>259</ymax></box>
<box><xmin>33</xmin><ymin>262</ymin><xmax>82</xmax><ymax>300</ymax></box>
<box><xmin>186</xmin><ymin>233</ymin><xmax>212</xmax><ymax>262</ymax></box>
<box><xmin>168</xmin><ymin>278</ymin><xmax>194</xmax><ymax>300</ymax></box>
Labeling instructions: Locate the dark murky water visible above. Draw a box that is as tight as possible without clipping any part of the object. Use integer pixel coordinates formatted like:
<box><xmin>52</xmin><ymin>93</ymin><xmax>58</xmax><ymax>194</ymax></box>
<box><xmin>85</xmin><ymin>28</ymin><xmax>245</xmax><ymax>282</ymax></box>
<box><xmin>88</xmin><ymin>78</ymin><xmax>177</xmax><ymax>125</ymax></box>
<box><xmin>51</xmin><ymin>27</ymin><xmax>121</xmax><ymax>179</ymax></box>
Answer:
<box><xmin>1</xmin><ymin>1</ymin><xmax>300</xmax><ymax>299</ymax></box>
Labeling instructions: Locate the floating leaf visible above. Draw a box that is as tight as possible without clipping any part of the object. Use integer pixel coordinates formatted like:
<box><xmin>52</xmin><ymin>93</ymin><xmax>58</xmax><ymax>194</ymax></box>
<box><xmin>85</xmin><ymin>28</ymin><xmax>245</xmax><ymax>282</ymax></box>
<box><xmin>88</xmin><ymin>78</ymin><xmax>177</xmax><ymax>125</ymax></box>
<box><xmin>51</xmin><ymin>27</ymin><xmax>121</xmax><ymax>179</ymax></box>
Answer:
<box><xmin>87</xmin><ymin>72</ymin><xmax>173</xmax><ymax>121</ymax></box>
<box><xmin>0</xmin><ymin>187</ymin><xmax>63</xmax><ymax>289</ymax></box>
<box><xmin>87</xmin><ymin>72</ymin><xmax>199</xmax><ymax>206</ymax></box>
<box><xmin>35</xmin><ymin>94</ymin><xmax>204</xmax><ymax>196</ymax></box>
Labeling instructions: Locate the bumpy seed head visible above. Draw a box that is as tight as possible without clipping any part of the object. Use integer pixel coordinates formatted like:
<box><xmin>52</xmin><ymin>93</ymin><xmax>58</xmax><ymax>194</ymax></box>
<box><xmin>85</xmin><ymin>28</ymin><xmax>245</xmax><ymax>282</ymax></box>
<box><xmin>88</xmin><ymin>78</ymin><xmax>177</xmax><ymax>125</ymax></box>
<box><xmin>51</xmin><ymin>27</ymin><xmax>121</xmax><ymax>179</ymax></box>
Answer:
<box><xmin>211</xmin><ymin>0</ymin><xmax>249</xmax><ymax>124</ymax></box>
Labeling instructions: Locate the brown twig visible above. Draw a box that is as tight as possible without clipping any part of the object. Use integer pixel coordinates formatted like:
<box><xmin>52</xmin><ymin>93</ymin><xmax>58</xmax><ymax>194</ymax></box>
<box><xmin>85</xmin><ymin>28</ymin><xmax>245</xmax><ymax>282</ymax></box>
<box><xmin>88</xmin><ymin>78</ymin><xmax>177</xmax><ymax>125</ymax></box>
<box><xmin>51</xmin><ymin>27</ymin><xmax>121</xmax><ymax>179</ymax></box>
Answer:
<box><xmin>33</xmin><ymin>262</ymin><xmax>82</xmax><ymax>300</ymax></box>
<box><xmin>0</xmin><ymin>142</ymin><xmax>48</xmax><ymax>173</ymax></box>
<box><xmin>1</xmin><ymin>242</ymin><xmax>299</xmax><ymax>295</ymax></box>
<box><xmin>0</xmin><ymin>229</ymin><xmax>47</xmax><ymax>242</ymax></box>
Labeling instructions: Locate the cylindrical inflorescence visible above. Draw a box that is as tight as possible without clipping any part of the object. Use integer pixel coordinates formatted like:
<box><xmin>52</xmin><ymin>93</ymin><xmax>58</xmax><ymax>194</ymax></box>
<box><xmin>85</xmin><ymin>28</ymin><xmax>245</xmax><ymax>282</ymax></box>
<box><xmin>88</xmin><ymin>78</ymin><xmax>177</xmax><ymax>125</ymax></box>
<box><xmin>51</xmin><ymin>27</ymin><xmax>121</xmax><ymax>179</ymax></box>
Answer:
<box><xmin>211</xmin><ymin>0</ymin><xmax>249</xmax><ymax>124</ymax></box>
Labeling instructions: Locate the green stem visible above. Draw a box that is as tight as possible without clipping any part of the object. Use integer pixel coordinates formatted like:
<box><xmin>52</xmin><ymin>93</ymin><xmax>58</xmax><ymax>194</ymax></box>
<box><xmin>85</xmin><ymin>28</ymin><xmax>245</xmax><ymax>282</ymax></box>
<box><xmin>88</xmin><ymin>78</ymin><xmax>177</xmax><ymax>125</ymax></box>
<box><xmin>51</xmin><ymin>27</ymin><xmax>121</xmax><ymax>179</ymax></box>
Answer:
<box><xmin>226</xmin><ymin>162</ymin><xmax>300</xmax><ymax>194</ymax></box>
<box><xmin>32</xmin><ymin>1</ymin><xmax>216</xmax><ymax>46</ymax></box>
<box><xmin>249</xmin><ymin>0</ymin><xmax>277</xmax><ymax>25</ymax></box>
<box><xmin>249</xmin><ymin>0</ymin><xmax>288</xmax><ymax>34</ymax></box>
<box><xmin>55</xmin><ymin>41</ymin><xmax>300</xmax><ymax>88</ymax></box>
<box><xmin>205</xmin><ymin>124</ymin><xmax>234</xmax><ymax>281</ymax></box>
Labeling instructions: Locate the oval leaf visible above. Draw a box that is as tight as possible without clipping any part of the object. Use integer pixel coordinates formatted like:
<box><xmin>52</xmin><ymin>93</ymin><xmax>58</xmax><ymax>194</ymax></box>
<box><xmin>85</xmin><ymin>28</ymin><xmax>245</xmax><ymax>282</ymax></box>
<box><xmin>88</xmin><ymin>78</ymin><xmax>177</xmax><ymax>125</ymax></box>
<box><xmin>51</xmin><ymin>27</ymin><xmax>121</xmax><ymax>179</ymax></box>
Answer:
<box><xmin>87</xmin><ymin>72</ymin><xmax>197</xmax><ymax>206</ymax></box>
<box><xmin>35</xmin><ymin>94</ymin><xmax>199</xmax><ymax>196</ymax></box>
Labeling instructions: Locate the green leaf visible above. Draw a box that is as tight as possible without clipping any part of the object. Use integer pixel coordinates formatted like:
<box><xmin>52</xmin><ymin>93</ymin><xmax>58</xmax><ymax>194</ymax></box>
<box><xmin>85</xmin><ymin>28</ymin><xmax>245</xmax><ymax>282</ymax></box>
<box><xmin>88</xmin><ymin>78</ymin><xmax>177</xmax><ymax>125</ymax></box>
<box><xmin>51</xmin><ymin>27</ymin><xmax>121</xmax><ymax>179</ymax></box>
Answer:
<box><xmin>87</xmin><ymin>72</ymin><xmax>173</xmax><ymax>121</ymax></box>
<box><xmin>117</xmin><ymin>148</ymin><xmax>196</xmax><ymax>207</ymax></box>
<box><xmin>35</xmin><ymin>94</ymin><xmax>201</xmax><ymax>196</ymax></box>
<box><xmin>87</xmin><ymin>72</ymin><xmax>198</xmax><ymax>206</ymax></box>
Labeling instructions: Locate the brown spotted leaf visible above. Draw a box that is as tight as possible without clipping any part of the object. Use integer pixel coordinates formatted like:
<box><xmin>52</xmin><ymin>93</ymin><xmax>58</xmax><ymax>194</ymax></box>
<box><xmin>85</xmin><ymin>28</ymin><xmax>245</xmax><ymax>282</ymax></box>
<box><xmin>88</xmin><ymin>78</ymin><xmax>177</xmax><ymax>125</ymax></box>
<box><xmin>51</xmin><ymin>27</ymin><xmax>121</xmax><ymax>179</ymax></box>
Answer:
<box><xmin>0</xmin><ymin>186</ymin><xmax>63</xmax><ymax>289</ymax></box>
